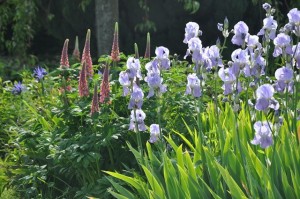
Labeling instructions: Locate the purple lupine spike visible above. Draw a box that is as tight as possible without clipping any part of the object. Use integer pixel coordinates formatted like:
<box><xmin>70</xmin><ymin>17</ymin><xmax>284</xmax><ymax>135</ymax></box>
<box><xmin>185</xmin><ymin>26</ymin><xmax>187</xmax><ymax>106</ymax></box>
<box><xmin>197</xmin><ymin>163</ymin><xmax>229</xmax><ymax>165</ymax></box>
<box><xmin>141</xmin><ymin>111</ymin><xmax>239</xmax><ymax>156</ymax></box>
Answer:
<box><xmin>251</xmin><ymin>121</ymin><xmax>273</xmax><ymax>149</ymax></box>
<box><xmin>81</xmin><ymin>29</ymin><xmax>93</xmax><ymax>78</ymax></box>
<box><xmin>78</xmin><ymin>62</ymin><xmax>89</xmax><ymax>97</ymax></box>
<box><xmin>149</xmin><ymin>124</ymin><xmax>160</xmax><ymax>143</ymax></box>
<box><xmin>111</xmin><ymin>22</ymin><xmax>120</xmax><ymax>62</ymax></box>
<box><xmin>72</xmin><ymin>36</ymin><xmax>80</xmax><ymax>61</ymax></box>
<box><xmin>90</xmin><ymin>84</ymin><xmax>99</xmax><ymax>116</ymax></box>
<box><xmin>60</xmin><ymin>39</ymin><xmax>70</xmax><ymax>68</ymax></box>
<box><xmin>99</xmin><ymin>64</ymin><xmax>110</xmax><ymax>103</ymax></box>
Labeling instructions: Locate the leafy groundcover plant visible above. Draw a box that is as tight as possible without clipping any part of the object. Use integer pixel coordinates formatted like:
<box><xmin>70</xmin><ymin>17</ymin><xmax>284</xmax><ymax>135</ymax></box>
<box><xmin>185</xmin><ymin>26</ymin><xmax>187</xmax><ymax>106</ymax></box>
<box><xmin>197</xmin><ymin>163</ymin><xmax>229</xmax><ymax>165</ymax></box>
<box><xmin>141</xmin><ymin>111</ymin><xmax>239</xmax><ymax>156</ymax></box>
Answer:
<box><xmin>0</xmin><ymin>3</ymin><xmax>300</xmax><ymax>199</ymax></box>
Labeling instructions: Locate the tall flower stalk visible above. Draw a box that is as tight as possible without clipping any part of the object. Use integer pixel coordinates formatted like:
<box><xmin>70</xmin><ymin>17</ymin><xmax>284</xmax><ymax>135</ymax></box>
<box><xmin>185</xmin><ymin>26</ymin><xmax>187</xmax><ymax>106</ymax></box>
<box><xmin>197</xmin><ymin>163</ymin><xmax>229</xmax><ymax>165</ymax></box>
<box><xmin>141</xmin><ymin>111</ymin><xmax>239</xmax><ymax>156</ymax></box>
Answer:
<box><xmin>99</xmin><ymin>63</ymin><xmax>110</xmax><ymax>104</ymax></box>
<box><xmin>144</xmin><ymin>32</ymin><xmax>151</xmax><ymax>59</ymax></box>
<box><xmin>59</xmin><ymin>39</ymin><xmax>71</xmax><ymax>106</ymax></box>
<box><xmin>90</xmin><ymin>84</ymin><xmax>99</xmax><ymax>116</ymax></box>
<box><xmin>78</xmin><ymin>62</ymin><xmax>89</xmax><ymax>97</ymax></box>
<box><xmin>111</xmin><ymin>22</ymin><xmax>120</xmax><ymax>65</ymax></box>
<box><xmin>81</xmin><ymin>29</ymin><xmax>93</xmax><ymax>78</ymax></box>
<box><xmin>72</xmin><ymin>36</ymin><xmax>80</xmax><ymax>61</ymax></box>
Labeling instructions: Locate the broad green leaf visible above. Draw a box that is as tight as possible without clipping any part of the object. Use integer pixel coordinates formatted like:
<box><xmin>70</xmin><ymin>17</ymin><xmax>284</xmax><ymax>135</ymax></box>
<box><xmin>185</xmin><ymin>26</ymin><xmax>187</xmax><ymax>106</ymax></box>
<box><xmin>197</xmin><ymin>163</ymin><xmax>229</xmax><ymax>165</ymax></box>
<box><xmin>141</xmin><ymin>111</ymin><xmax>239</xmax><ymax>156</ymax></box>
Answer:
<box><xmin>141</xmin><ymin>165</ymin><xmax>165</xmax><ymax>199</ymax></box>
<box><xmin>107</xmin><ymin>178</ymin><xmax>137</xmax><ymax>199</ymax></box>
<box><xmin>104</xmin><ymin>171</ymin><xmax>147</xmax><ymax>198</ymax></box>
<box><xmin>215</xmin><ymin>162</ymin><xmax>247</xmax><ymax>199</ymax></box>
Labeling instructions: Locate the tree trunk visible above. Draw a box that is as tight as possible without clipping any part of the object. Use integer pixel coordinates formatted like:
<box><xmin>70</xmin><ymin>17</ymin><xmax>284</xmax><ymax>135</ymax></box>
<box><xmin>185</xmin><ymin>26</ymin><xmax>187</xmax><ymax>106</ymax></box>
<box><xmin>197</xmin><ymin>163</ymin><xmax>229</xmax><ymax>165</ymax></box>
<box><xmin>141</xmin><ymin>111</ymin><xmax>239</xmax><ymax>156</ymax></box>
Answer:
<box><xmin>95</xmin><ymin>0</ymin><xmax>119</xmax><ymax>56</ymax></box>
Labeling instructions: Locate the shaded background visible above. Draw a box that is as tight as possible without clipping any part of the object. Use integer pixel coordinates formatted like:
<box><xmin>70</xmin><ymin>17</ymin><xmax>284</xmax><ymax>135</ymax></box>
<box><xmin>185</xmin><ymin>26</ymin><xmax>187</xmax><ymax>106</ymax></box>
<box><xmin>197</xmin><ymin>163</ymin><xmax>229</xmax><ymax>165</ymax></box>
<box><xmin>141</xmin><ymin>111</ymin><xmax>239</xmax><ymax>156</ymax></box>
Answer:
<box><xmin>0</xmin><ymin>0</ymin><xmax>298</xmax><ymax>80</ymax></box>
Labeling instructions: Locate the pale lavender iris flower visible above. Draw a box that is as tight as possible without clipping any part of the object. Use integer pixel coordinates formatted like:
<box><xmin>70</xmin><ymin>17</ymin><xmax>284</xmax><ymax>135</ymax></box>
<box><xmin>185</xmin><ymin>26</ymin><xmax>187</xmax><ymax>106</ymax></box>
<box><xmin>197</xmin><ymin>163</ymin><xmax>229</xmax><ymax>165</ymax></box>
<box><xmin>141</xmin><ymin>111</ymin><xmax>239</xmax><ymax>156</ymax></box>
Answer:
<box><xmin>274</xmin><ymin>67</ymin><xmax>294</xmax><ymax>93</ymax></box>
<box><xmin>183</xmin><ymin>22</ymin><xmax>201</xmax><ymax>43</ymax></box>
<box><xmin>273</xmin><ymin>33</ymin><xmax>293</xmax><ymax>57</ymax></box>
<box><xmin>255</xmin><ymin>84</ymin><xmax>279</xmax><ymax>111</ymax></box>
<box><xmin>231</xmin><ymin>21</ymin><xmax>249</xmax><ymax>46</ymax></box>
<box><xmin>128</xmin><ymin>83</ymin><xmax>144</xmax><ymax>109</ymax></box>
<box><xmin>185</xmin><ymin>73</ymin><xmax>201</xmax><ymax>97</ymax></box>
<box><xmin>149</xmin><ymin>124</ymin><xmax>160</xmax><ymax>143</ymax></box>
<box><xmin>251</xmin><ymin>121</ymin><xmax>273</xmax><ymax>149</ymax></box>
<box><xmin>129</xmin><ymin>109</ymin><xmax>146</xmax><ymax>131</ymax></box>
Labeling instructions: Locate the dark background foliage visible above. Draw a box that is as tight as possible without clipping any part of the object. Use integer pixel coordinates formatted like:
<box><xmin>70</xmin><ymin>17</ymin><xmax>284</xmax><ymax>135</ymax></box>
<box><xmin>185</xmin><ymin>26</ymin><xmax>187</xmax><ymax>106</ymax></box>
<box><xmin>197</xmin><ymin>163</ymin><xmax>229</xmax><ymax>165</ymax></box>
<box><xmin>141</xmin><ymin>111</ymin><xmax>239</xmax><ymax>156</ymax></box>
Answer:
<box><xmin>0</xmin><ymin>0</ymin><xmax>299</xmax><ymax>80</ymax></box>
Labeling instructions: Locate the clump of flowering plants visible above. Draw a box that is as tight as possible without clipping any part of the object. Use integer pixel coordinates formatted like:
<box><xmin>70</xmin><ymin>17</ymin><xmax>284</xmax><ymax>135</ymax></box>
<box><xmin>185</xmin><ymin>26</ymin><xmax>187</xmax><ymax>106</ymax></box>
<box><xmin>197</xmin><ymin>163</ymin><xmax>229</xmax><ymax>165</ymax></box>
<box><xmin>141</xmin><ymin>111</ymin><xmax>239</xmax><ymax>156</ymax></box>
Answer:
<box><xmin>1</xmin><ymin>2</ymin><xmax>300</xmax><ymax>199</ymax></box>
<box><xmin>106</xmin><ymin>3</ymin><xmax>300</xmax><ymax>199</ymax></box>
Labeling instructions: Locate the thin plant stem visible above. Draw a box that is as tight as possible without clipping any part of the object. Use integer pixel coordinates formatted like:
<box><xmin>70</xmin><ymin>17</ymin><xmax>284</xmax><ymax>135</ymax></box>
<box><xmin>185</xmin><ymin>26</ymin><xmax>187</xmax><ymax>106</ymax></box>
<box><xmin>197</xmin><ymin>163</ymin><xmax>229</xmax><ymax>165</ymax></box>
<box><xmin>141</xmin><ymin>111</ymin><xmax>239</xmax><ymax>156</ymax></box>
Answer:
<box><xmin>133</xmin><ymin>107</ymin><xmax>143</xmax><ymax>160</ymax></box>
<box><xmin>108</xmin><ymin>144</ymin><xmax>115</xmax><ymax>168</ymax></box>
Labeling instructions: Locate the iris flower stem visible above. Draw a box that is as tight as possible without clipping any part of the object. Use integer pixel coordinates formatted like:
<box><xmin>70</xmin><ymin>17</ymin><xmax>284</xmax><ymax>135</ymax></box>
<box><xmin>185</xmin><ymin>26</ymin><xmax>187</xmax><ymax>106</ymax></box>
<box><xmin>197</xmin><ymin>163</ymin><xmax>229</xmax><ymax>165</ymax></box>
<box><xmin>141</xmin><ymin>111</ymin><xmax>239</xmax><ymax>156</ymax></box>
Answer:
<box><xmin>108</xmin><ymin>143</ymin><xmax>115</xmax><ymax>168</ymax></box>
<box><xmin>41</xmin><ymin>79</ymin><xmax>45</xmax><ymax>96</ymax></box>
<box><xmin>245</xmin><ymin>78</ymin><xmax>254</xmax><ymax>137</ymax></box>
<box><xmin>234</xmin><ymin>77</ymin><xmax>252</xmax><ymax>194</ymax></box>
<box><xmin>220</xmin><ymin>36</ymin><xmax>228</xmax><ymax>55</ymax></box>
<box><xmin>213</xmin><ymin>69</ymin><xmax>224</xmax><ymax>151</ymax></box>
<box><xmin>133</xmin><ymin>107</ymin><xmax>143</xmax><ymax>159</ymax></box>
<box><xmin>284</xmin><ymin>91</ymin><xmax>292</xmax><ymax>134</ymax></box>
<box><xmin>157</xmin><ymin>92</ymin><xmax>163</xmax><ymax>145</ymax></box>
<box><xmin>292</xmin><ymin>38</ymin><xmax>299</xmax><ymax>143</ymax></box>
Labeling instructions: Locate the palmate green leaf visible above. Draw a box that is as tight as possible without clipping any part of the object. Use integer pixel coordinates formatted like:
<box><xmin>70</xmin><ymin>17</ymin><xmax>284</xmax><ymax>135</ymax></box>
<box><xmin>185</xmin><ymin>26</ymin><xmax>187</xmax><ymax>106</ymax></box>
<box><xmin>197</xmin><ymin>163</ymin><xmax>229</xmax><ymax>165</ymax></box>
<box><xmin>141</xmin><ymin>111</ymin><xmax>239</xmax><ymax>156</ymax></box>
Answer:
<box><xmin>141</xmin><ymin>165</ymin><xmax>165</xmax><ymax>199</ymax></box>
<box><xmin>215</xmin><ymin>162</ymin><xmax>247</xmax><ymax>199</ymax></box>
<box><xmin>22</xmin><ymin>100</ymin><xmax>53</xmax><ymax>131</ymax></box>
<box><xmin>107</xmin><ymin>177</ymin><xmax>137</xmax><ymax>199</ymax></box>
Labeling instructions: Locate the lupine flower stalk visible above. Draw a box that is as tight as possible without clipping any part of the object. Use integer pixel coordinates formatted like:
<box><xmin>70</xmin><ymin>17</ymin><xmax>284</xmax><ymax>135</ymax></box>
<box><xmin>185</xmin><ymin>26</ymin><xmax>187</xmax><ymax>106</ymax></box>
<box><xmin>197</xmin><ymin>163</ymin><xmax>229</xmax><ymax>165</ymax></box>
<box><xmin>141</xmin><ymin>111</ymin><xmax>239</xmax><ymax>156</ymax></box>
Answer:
<box><xmin>78</xmin><ymin>62</ymin><xmax>89</xmax><ymax>97</ymax></box>
<box><xmin>81</xmin><ymin>29</ymin><xmax>93</xmax><ymax>78</ymax></box>
<box><xmin>72</xmin><ymin>36</ymin><xmax>80</xmax><ymax>61</ymax></box>
<box><xmin>60</xmin><ymin>39</ymin><xmax>70</xmax><ymax>68</ymax></box>
<box><xmin>111</xmin><ymin>22</ymin><xmax>120</xmax><ymax>62</ymax></box>
<box><xmin>91</xmin><ymin>84</ymin><xmax>99</xmax><ymax>116</ymax></box>
<box><xmin>99</xmin><ymin>64</ymin><xmax>110</xmax><ymax>103</ymax></box>
<box><xmin>144</xmin><ymin>32</ymin><xmax>151</xmax><ymax>59</ymax></box>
